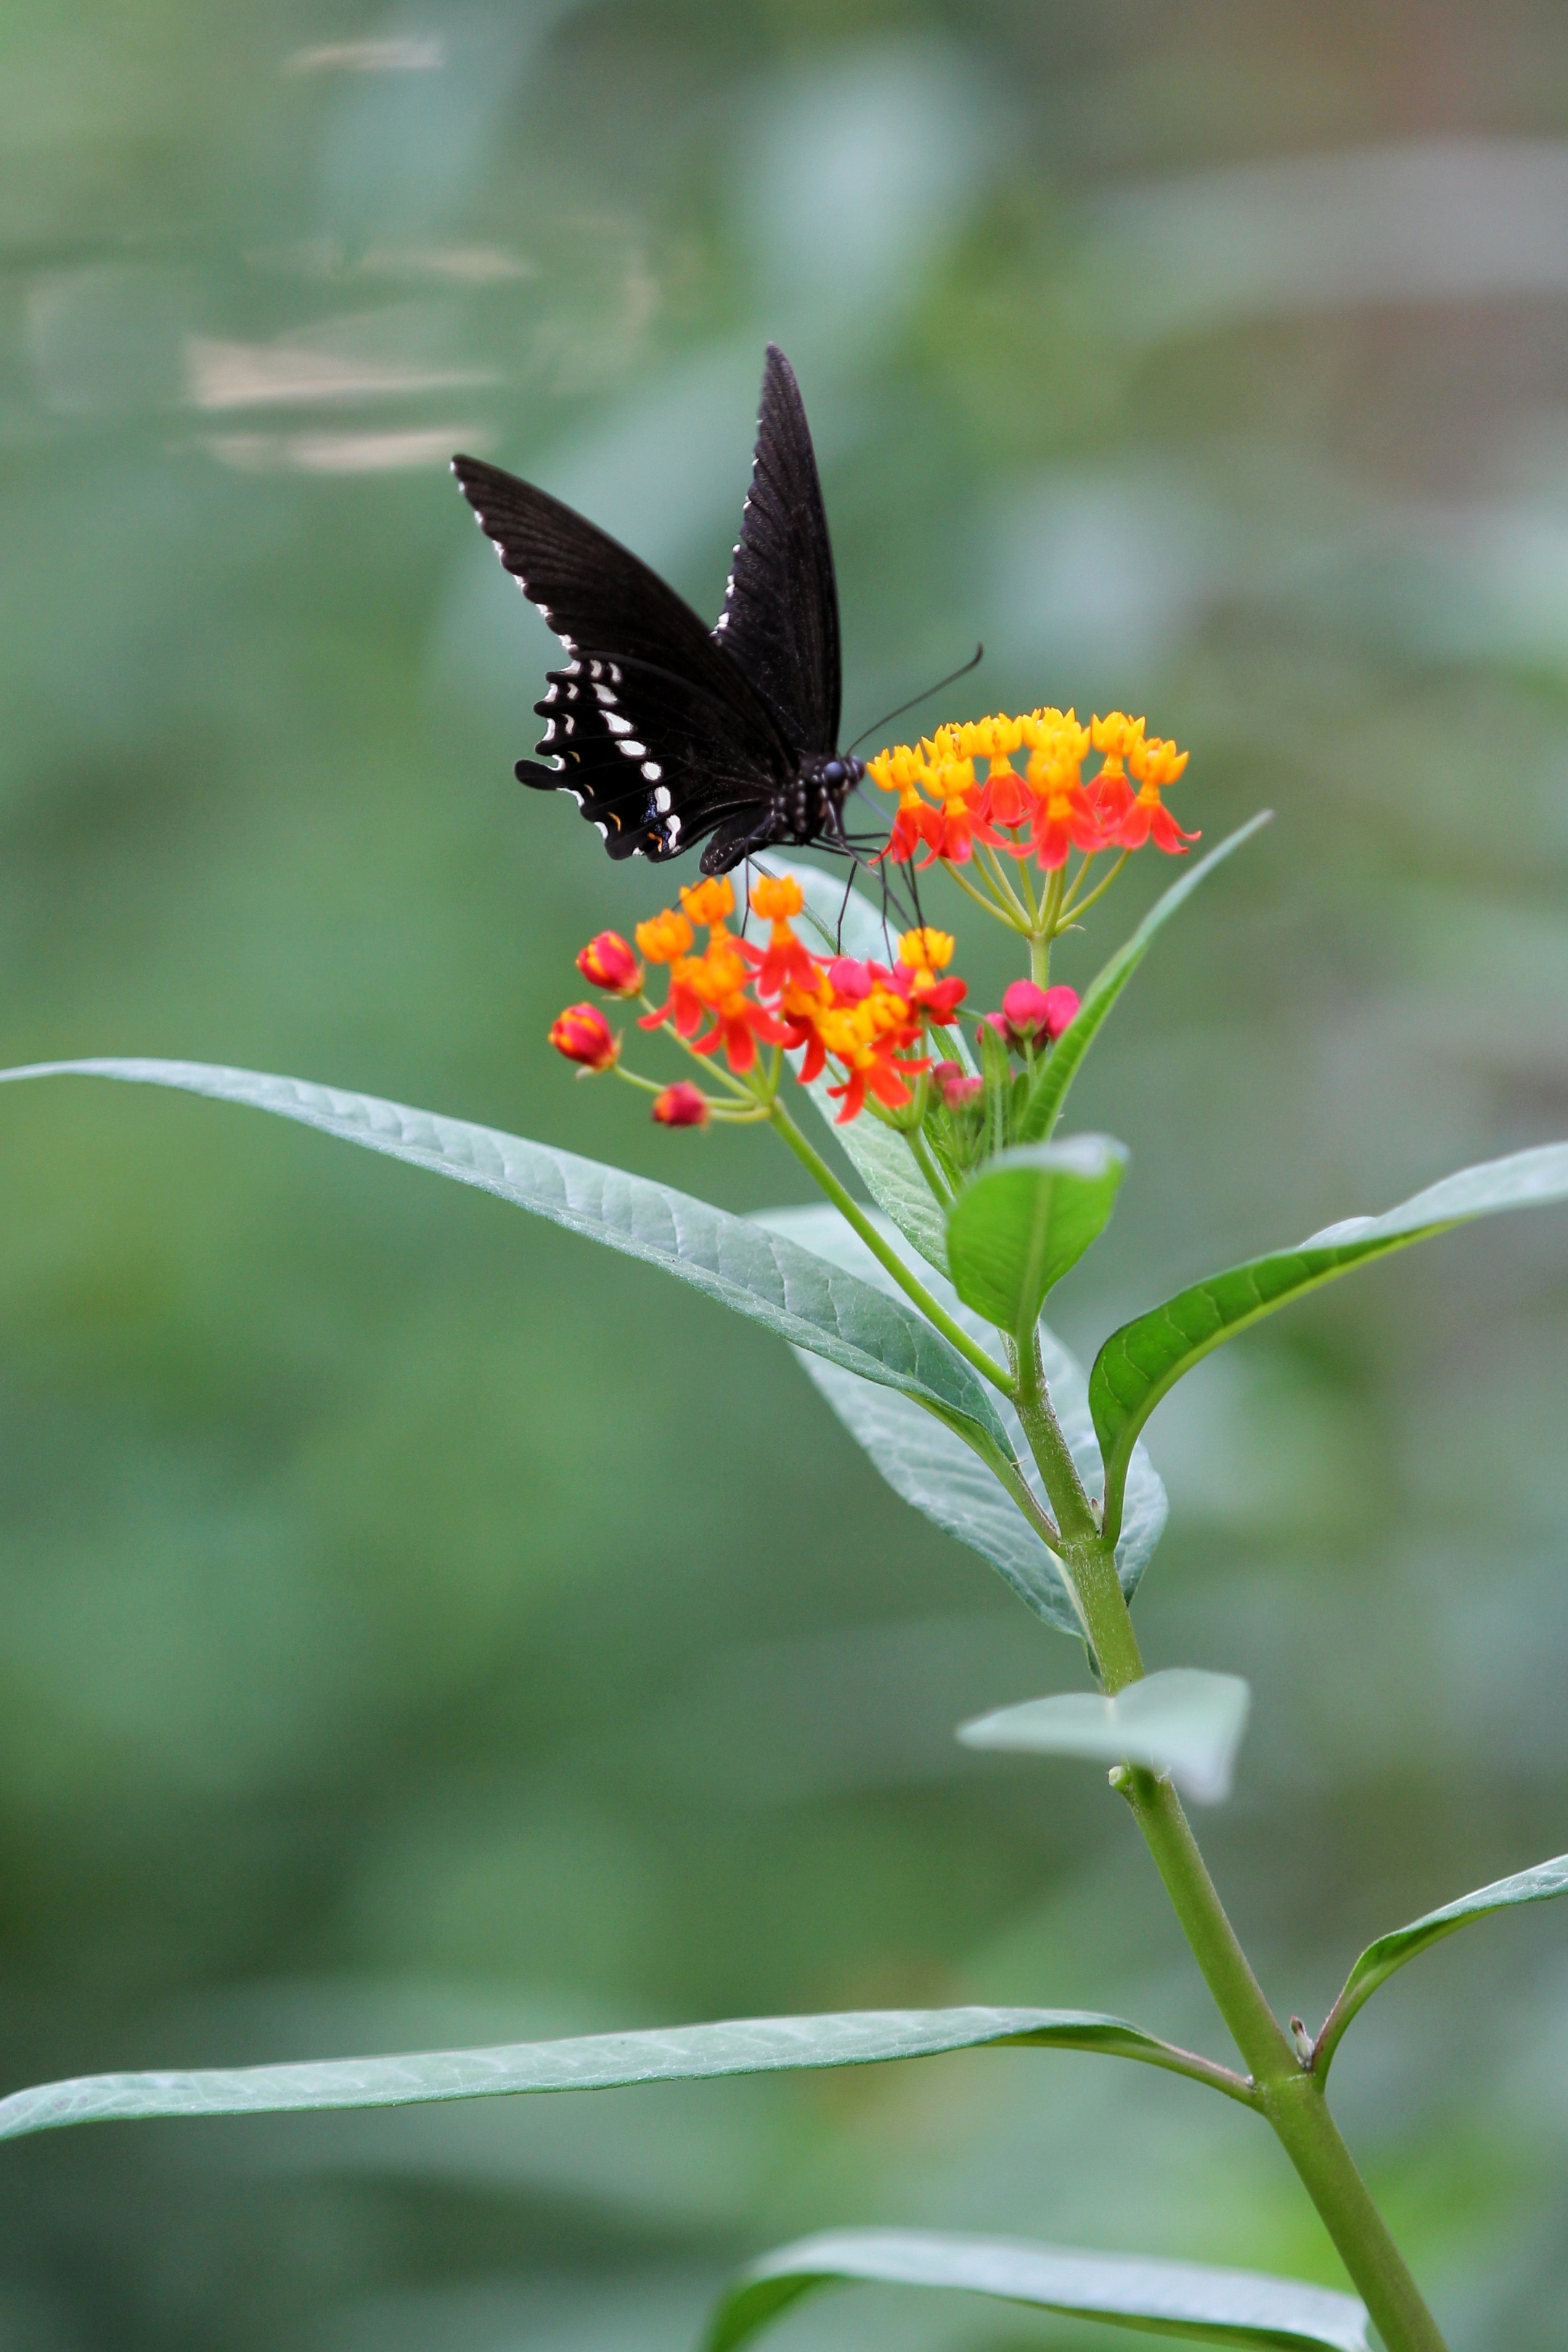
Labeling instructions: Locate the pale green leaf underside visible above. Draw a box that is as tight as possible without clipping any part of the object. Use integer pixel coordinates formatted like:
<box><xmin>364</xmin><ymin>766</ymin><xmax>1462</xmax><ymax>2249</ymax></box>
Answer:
<box><xmin>947</xmin><ymin>1136</ymin><xmax>1128</xmax><ymax>1337</ymax></box>
<box><xmin>1018</xmin><ymin>813</ymin><xmax>1273</xmax><ymax>1145</ymax></box>
<box><xmin>960</xmin><ymin>1668</ymin><xmax>1251</xmax><ymax>1806</ymax></box>
<box><xmin>764</xmin><ymin>855</ymin><xmax>955</xmax><ymax>1274</ymax></box>
<box><xmin>0</xmin><ymin>2006</ymin><xmax>1205</xmax><ymax>2142</ymax></box>
<box><xmin>1091</xmin><ymin>1137</ymin><xmax>1568</xmax><ymax>1545</ymax></box>
<box><xmin>756</xmin><ymin>1205</ymin><xmax>1166</xmax><ymax>1633</ymax></box>
<box><xmin>704</xmin><ymin>2229</ymin><xmax>1368</xmax><ymax>2352</ymax></box>
<box><xmin>1315</xmin><ymin>1850</ymin><xmax>1568</xmax><ymax>2075</ymax></box>
<box><xmin>0</xmin><ymin>1060</ymin><xmax>1006</xmax><ymax>1454</ymax></box>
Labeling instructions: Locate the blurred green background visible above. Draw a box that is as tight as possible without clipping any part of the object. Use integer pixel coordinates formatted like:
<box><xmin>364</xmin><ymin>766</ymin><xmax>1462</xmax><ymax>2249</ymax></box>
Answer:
<box><xmin>2</xmin><ymin>4</ymin><xmax>1567</xmax><ymax>2347</ymax></box>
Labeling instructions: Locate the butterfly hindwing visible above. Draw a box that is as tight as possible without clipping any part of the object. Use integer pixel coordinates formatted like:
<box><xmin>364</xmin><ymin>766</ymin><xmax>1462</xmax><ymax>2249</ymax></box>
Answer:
<box><xmin>452</xmin><ymin>455</ymin><xmax>793</xmax><ymax>859</ymax></box>
<box><xmin>714</xmin><ymin>344</ymin><xmax>842</xmax><ymax>757</ymax></box>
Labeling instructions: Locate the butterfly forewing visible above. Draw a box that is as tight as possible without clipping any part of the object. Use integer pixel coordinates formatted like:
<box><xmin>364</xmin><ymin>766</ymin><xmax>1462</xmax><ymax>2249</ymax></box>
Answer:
<box><xmin>452</xmin><ymin>455</ymin><xmax>792</xmax><ymax>860</ymax></box>
<box><xmin>714</xmin><ymin>344</ymin><xmax>842</xmax><ymax>756</ymax></box>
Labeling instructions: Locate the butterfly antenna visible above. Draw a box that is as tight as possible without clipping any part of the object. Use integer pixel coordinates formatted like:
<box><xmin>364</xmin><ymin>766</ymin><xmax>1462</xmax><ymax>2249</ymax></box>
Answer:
<box><xmin>845</xmin><ymin>643</ymin><xmax>984</xmax><ymax>756</ymax></box>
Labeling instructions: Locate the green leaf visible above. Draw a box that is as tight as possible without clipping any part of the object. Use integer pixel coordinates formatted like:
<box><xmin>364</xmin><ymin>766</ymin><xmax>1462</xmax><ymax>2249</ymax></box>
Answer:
<box><xmin>761</xmin><ymin>855</ymin><xmax>956</xmax><ymax>1276</ymax></box>
<box><xmin>1017</xmin><ymin>813</ymin><xmax>1273</xmax><ymax>1146</ymax></box>
<box><xmin>0</xmin><ymin>2006</ymin><xmax>1230</xmax><ymax>2141</ymax></box>
<box><xmin>1315</xmin><ymin>1851</ymin><xmax>1568</xmax><ymax>2076</ymax></box>
<box><xmin>0</xmin><ymin>1060</ymin><xmax>1008</xmax><ymax>1457</ymax></box>
<box><xmin>755</xmin><ymin>1205</ymin><xmax>1166</xmax><ymax>1635</ymax></box>
<box><xmin>1092</xmin><ymin>1136</ymin><xmax>1568</xmax><ymax>1546</ymax></box>
<box><xmin>704</xmin><ymin>2229</ymin><xmax>1368</xmax><ymax>2352</ymax></box>
<box><xmin>947</xmin><ymin>1136</ymin><xmax>1128</xmax><ymax>1340</ymax></box>
<box><xmin>960</xmin><ymin>1668</ymin><xmax>1251</xmax><ymax>1805</ymax></box>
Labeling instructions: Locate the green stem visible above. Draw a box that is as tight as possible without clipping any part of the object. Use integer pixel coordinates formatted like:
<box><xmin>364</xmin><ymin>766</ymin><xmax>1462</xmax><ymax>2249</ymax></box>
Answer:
<box><xmin>767</xmin><ymin>1099</ymin><xmax>1014</xmax><ymax>1395</ymax></box>
<box><xmin>1003</xmin><ymin>1397</ymin><xmax>1449</xmax><ymax>2348</ymax></box>
<box><xmin>1054</xmin><ymin>847</ymin><xmax>1130</xmax><ymax>930</ymax></box>
<box><xmin>944</xmin><ymin>862</ymin><xmax>1024</xmax><ymax>931</ymax></box>
<box><xmin>1127</xmin><ymin>1773</ymin><xmax>1450</xmax><ymax>2352</ymax></box>
<box><xmin>977</xmin><ymin>844</ymin><xmax>1030</xmax><ymax>923</ymax></box>
<box><xmin>907</xmin><ymin>1124</ymin><xmax>954</xmax><ymax>1206</ymax></box>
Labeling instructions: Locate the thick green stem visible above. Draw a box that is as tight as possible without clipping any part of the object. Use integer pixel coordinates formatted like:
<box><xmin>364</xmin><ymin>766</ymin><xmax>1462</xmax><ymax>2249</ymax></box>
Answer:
<box><xmin>1127</xmin><ymin>1773</ymin><xmax>1450</xmax><ymax>2352</ymax></box>
<box><xmin>767</xmin><ymin>1100</ymin><xmax>1013</xmax><ymax>1394</ymax></box>
<box><xmin>1005</xmin><ymin>1367</ymin><xmax>1449</xmax><ymax>2349</ymax></box>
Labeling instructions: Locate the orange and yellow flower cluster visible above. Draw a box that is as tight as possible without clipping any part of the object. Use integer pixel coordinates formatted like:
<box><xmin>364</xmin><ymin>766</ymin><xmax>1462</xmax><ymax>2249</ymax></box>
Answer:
<box><xmin>552</xmin><ymin>875</ymin><xmax>970</xmax><ymax>1125</ymax></box>
<box><xmin>637</xmin><ymin>876</ymin><xmax>967</xmax><ymax>1123</ymax></box>
<box><xmin>867</xmin><ymin>709</ymin><xmax>1195</xmax><ymax>869</ymax></box>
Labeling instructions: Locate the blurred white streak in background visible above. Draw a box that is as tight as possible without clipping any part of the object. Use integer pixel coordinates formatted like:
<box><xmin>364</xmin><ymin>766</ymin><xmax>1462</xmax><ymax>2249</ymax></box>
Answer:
<box><xmin>186</xmin><ymin>317</ymin><xmax>495</xmax><ymax>409</ymax></box>
<box><xmin>285</xmin><ymin>38</ymin><xmax>444</xmax><ymax>73</ymax></box>
<box><xmin>200</xmin><ymin>428</ymin><xmax>487</xmax><ymax>473</ymax></box>
<box><xmin>1093</xmin><ymin>138</ymin><xmax>1568</xmax><ymax>335</ymax></box>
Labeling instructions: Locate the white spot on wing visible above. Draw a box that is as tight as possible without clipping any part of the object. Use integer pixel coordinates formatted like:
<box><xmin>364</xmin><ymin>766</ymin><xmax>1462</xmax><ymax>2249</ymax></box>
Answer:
<box><xmin>605</xmin><ymin>712</ymin><xmax>632</xmax><ymax>735</ymax></box>
<box><xmin>654</xmin><ymin>786</ymin><xmax>671</xmax><ymax>812</ymax></box>
<box><xmin>593</xmin><ymin>682</ymin><xmax>616</xmax><ymax>705</ymax></box>
<box><xmin>715</xmin><ymin>611</ymin><xmax>729</xmax><ymax>630</ymax></box>
<box><xmin>594</xmin><ymin>821</ymin><xmax>608</xmax><ymax>839</ymax></box>
<box><xmin>616</xmin><ymin>738</ymin><xmax>647</xmax><ymax>758</ymax></box>
<box><xmin>642</xmin><ymin>760</ymin><xmax>662</xmax><ymax>781</ymax></box>
<box><xmin>667</xmin><ymin>812</ymin><xmax>682</xmax><ymax>842</ymax></box>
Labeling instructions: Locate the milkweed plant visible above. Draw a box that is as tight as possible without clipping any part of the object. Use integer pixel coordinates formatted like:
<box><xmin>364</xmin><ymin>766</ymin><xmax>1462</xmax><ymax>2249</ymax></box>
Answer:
<box><xmin>1</xmin><ymin>699</ymin><xmax>1565</xmax><ymax>2352</ymax></box>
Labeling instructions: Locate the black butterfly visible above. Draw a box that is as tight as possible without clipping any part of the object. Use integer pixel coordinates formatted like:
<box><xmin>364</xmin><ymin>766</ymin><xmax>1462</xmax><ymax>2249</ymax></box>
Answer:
<box><xmin>452</xmin><ymin>345</ymin><xmax>867</xmax><ymax>876</ymax></box>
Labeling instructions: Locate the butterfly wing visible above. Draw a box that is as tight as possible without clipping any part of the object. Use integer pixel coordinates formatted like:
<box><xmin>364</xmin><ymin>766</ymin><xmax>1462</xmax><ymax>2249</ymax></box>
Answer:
<box><xmin>452</xmin><ymin>455</ymin><xmax>792</xmax><ymax>861</ymax></box>
<box><xmin>713</xmin><ymin>344</ymin><xmax>843</xmax><ymax>757</ymax></box>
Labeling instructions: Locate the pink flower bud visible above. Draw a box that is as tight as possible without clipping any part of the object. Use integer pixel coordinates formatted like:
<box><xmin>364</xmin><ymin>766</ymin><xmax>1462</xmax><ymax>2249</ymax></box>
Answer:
<box><xmin>651</xmin><ymin>1081</ymin><xmax>710</xmax><ymax>1128</ymax></box>
<box><xmin>826</xmin><ymin>956</ymin><xmax>874</xmax><ymax>1003</ymax></box>
<box><xmin>932</xmin><ymin>1060</ymin><xmax>983</xmax><ymax>1109</ymax></box>
<box><xmin>576</xmin><ymin>929</ymin><xmax>643</xmax><ymax>996</ymax></box>
<box><xmin>550</xmin><ymin>1003</ymin><xmax>618</xmax><ymax>1070</ymax></box>
<box><xmin>997</xmin><ymin>980</ymin><xmax>1081</xmax><ymax>1048</ymax></box>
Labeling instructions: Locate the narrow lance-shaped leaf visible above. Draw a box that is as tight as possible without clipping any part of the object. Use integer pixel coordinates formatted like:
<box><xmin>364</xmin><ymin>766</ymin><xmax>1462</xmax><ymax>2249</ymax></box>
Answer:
<box><xmin>0</xmin><ymin>1061</ymin><xmax>1008</xmax><ymax>1457</ymax></box>
<box><xmin>756</xmin><ymin>1205</ymin><xmax>1167</xmax><ymax>1635</ymax></box>
<box><xmin>705</xmin><ymin>2229</ymin><xmax>1368</xmax><ymax>2352</ymax></box>
<box><xmin>960</xmin><ymin>1668</ymin><xmax>1251</xmax><ymax>1806</ymax></box>
<box><xmin>761</xmin><ymin>854</ymin><xmax>957</xmax><ymax>1276</ymax></box>
<box><xmin>1314</xmin><ymin>1851</ymin><xmax>1568</xmax><ymax>2076</ymax></box>
<box><xmin>1017</xmin><ymin>812</ymin><xmax>1273</xmax><ymax>1146</ymax></box>
<box><xmin>1092</xmin><ymin>1138</ymin><xmax>1568</xmax><ymax>1545</ymax></box>
<box><xmin>0</xmin><ymin>2006</ymin><xmax>1242</xmax><ymax>2141</ymax></box>
<box><xmin>946</xmin><ymin>1136</ymin><xmax>1128</xmax><ymax>1344</ymax></box>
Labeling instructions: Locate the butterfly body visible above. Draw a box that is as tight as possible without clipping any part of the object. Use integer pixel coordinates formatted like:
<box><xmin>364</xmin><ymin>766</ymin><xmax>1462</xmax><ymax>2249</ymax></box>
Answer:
<box><xmin>453</xmin><ymin>346</ymin><xmax>866</xmax><ymax>876</ymax></box>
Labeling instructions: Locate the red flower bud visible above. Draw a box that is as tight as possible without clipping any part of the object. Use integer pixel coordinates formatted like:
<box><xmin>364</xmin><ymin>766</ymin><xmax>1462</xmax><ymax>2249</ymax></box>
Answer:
<box><xmin>576</xmin><ymin>930</ymin><xmax>643</xmax><ymax>996</ymax></box>
<box><xmin>996</xmin><ymin>980</ymin><xmax>1081</xmax><ymax>1048</ymax></box>
<box><xmin>932</xmin><ymin>1060</ymin><xmax>983</xmax><ymax>1109</ymax></box>
<box><xmin>651</xmin><ymin>1081</ymin><xmax>710</xmax><ymax>1128</ymax></box>
<box><xmin>550</xmin><ymin>1002</ymin><xmax>618</xmax><ymax>1070</ymax></box>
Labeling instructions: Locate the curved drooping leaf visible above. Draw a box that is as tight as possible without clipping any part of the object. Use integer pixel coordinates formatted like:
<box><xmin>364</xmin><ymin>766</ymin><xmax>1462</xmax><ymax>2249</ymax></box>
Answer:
<box><xmin>762</xmin><ymin>855</ymin><xmax>955</xmax><ymax>1275</ymax></box>
<box><xmin>1315</xmin><ymin>1851</ymin><xmax>1568</xmax><ymax>2075</ymax></box>
<box><xmin>0</xmin><ymin>2006</ymin><xmax>1233</xmax><ymax>2142</ymax></box>
<box><xmin>960</xmin><ymin>1668</ymin><xmax>1251</xmax><ymax>1806</ymax></box>
<box><xmin>1091</xmin><ymin>1138</ymin><xmax>1568</xmax><ymax>1545</ymax></box>
<box><xmin>1017</xmin><ymin>812</ymin><xmax>1273</xmax><ymax>1146</ymax></box>
<box><xmin>0</xmin><ymin>1060</ymin><xmax>1008</xmax><ymax>1457</ymax></box>
<box><xmin>755</xmin><ymin>1205</ymin><xmax>1166</xmax><ymax>1633</ymax></box>
<box><xmin>947</xmin><ymin>1136</ymin><xmax>1128</xmax><ymax>1341</ymax></box>
<box><xmin>704</xmin><ymin>2229</ymin><xmax>1368</xmax><ymax>2352</ymax></box>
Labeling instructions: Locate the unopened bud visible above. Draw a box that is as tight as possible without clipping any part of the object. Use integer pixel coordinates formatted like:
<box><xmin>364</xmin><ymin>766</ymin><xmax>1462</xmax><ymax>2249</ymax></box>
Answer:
<box><xmin>932</xmin><ymin>1060</ymin><xmax>983</xmax><ymax>1110</ymax></box>
<box><xmin>1289</xmin><ymin>2016</ymin><xmax>1314</xmax><ymax>2066</ymax></box>
<box><xmin>651</xmin><ymin>1081</ymin><xmax>710</xmax><ymax>1128</ymax></box>
<box><xmin>999</xmin><ymin>979</ymin><xmax>1081</xmax><ymax>1048</ymax></box>
<box><xmin>826</xmin><ymin>956</ymin><xmax>874</xmax><ymax>1003</ymax></box>
<box><xmin>576</xmin><ymin>929</ymin><xmax>643</xmax><ymax>996</ymax></box>
<box><xmin>549</xmin><ymin>1003</ymin><xmax>618</xmax><ymax>1070</ymax></box>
